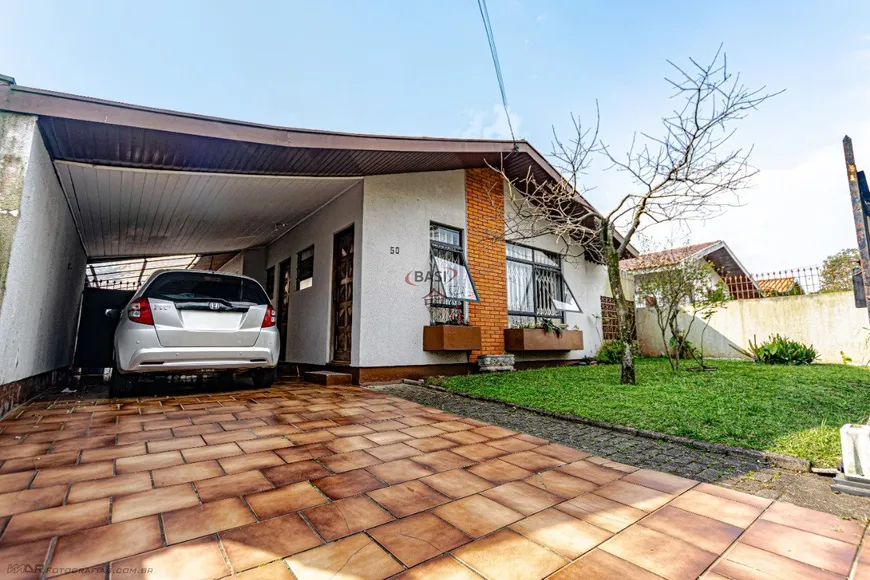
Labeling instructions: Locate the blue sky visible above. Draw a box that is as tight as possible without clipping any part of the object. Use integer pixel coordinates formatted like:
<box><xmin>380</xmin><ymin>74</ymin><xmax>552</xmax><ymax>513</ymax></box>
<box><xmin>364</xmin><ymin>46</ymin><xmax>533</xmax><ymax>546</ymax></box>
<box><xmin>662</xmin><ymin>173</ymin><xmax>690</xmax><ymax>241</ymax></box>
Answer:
<box><xmin>3</xmin><ymin>0</ymin><xmax>870</xmax><ymax>271</ymax></box>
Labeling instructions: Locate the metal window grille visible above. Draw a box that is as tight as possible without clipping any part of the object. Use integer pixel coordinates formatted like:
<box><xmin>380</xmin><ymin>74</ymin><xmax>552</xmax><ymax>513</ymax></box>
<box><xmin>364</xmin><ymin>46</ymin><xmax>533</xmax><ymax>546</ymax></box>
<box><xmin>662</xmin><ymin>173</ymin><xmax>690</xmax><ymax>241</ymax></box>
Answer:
<box><xmin>506</xmin><ymin>243</ymin><xmax>577</xmax><ymax>326</ymax></box>
<box><xmin>296</xmin><ymin>246</ymin><xmax>314</xmax><ymax>290</ymax></box>
<box><xmin>428</xmin><ymin>225</ymin><xmax>467</xmax><ymax>324</ymax></box>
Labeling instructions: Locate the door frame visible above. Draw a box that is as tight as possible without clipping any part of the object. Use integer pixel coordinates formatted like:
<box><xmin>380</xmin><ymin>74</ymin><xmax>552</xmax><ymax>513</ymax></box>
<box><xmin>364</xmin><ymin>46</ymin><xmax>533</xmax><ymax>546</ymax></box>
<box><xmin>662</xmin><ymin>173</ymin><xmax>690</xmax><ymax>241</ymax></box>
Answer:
<box><xmin>277</xmin><ymin>257</ymin><xmax>292</xmax><ymax>362</ymax></box>
<box><xmin>330</xmin><ymin>224</ymin><xmax>355</xmax><ymax>364</ymax></box>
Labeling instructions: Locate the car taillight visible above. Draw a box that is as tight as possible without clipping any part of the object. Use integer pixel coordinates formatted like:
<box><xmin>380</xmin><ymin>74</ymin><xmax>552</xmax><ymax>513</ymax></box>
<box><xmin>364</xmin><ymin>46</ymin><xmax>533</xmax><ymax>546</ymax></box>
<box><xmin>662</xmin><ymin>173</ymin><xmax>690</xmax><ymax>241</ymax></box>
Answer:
<box><xmin>128</xmin><ymin>298</ymin><xmax>154</xmax><ymax>325</ymax></box>
<box><xmin>262</xmin><ymin>305</ymin><xmax>277</xmax><ymax>328</ymax></box>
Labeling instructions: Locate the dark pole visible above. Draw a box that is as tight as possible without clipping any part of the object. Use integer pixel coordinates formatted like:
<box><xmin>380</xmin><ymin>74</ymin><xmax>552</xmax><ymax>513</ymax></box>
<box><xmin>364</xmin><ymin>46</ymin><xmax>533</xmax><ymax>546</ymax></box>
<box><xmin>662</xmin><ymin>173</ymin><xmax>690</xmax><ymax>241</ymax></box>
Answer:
<box><xmin>844</xmin><ymin>135</ymin><xmax>870</xmax><ymax>319</ymax></box>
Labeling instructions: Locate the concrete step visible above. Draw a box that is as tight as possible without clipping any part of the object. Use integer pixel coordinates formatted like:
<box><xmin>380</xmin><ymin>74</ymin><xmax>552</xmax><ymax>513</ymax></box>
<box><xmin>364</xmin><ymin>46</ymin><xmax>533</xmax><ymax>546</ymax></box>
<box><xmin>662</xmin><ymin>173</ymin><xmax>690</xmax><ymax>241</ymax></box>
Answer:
<box><xmin>304</xmin><ymin>370</ymin><xmax>353</xmax><ymax>386</ymax></box>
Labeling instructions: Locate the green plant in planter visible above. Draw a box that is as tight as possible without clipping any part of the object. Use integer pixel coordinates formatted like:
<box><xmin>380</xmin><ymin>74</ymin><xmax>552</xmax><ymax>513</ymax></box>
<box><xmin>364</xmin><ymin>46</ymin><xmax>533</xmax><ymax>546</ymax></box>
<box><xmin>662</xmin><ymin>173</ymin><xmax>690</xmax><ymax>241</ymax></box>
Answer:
<box><xmin>745</xmin><ymin>334</ymin><xmax>817</xmax><ymax>365</ymax></box>
<box><xmin>538</xmin><ymin>318</ymin><xmax>567</xmax><ymax>337</ymax></box>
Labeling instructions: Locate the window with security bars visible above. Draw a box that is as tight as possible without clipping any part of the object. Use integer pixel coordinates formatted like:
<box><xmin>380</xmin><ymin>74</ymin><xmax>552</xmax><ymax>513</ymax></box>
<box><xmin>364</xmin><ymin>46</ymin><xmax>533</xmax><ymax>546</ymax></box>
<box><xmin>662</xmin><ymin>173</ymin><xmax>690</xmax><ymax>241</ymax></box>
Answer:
<box><xmin>506</xmin><ymin>243</ymin><xmax>581</xmax><ymax>327</ymax></box>
<box><xmin>296</xmin><ymin>246</ymin><xmax>314</xmax><ymax>290</ymax></box>
<box><xmin>428</xmin><ymin>224</ymin><xmax>479</xmax><ymax>324</ymax></box>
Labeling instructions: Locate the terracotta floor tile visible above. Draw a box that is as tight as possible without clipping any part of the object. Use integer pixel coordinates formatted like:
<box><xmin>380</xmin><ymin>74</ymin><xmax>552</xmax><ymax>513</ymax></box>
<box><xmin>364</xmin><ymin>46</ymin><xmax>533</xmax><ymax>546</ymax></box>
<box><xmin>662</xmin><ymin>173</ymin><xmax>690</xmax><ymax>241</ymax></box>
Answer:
<box><xmin>621</xmin><ymin>469</ymin><xmax>697</xmax><ymax>495</ymax></box>
<box><xmin>466</xmin><ymin>458</ymin><xmax>533</xmax><ymax>484</ymax></box>
<box><xmin>366</xmin><ymin>420</ymin><xmax>407</xmax><ymax>432</ymax></box>
<box><xmin>233</xmin><ymin>560</ymin><xmax>295</xmax><ymax>580</ymax></box>
<box><xmin>558</xmin><ymin>460</ymin><xmax>624</xmax><ymax>486</ymax></box>
<box><xmin>640</xmin><ymin>505</ymin><xmax>742</xmax><ymax>555</ymax></box>
<box><xmin>285</xmin><ymin>533</ymin><xmax>403</xmax><ymax>580</ymax></box>
<box><xmin>534</xmin><ymin>443</ymin><xmax>590</xmax><ymax>463</ymax></box>
<box><xmin>550</xmin><ymin>549</ymin><xmax>662</xmax><ymax>580</ymax></box>
<box><xmin>48</xmin><ymin>515</ymin><xmax>162</xmax><ymax>575</ymax></box>
<box><xmin>162</xmin><ymin>496</ymin><xmax>255</xmax><ymax>544</ymax></box>
<box><xmin>303</xmin><ymin>495</ymin><xmax>393</xmax><ymax>541</ymax></box>
<box><xmin>152</xmin><ymin>459</ymin><xmax>224</xmax><ymax>487</ymax></box>
<box><xmin>400</xmin><ymin>425</ymin><xmax>445</xmax><ymax>439</ymax></box>
<box><xmin>116</xmin><ymin>428</ymin><xmax>174</xmax><ymax>445</ymax></box>
<box><xmin>452</xmin><ymin>529</ymin><xmax>567</xmax><ymax>580</ymax></box>
<box><xmin>441</xmin><ymin>430</ymin><xmax>490</xmax><ymax>445</ymax></box>
<box><xmin>369</xmin><ymin>512</ymin><xmax>469</xmax><ymax>567</ymax></box>
<box><xmin>393</xmin><ymin>555</ymin><xmax>483</xmax><ymax>579</ymax></box>
<box><xmin>433</xmin><ymin>494</ymin><xmax>523</xmax><ymax>538</ymax></box>
<box><xmin>410</xmin><ymin>450</ymin><xmax>473</xmax><ymax>473</ymax></box>
<box><xmin>246</xmin><ymin>481</ymin><xmax>327</xmax><ymax>519</ymax></box>
<box><xmin>295</xmin><ymin>420</ymin><xmax>337</xmax><ymax>431</ymax></box>
<box><xmin>364</xmin><ymin>430</ymin><xmax>414</xmax><ymax>446</ymax></box>
<box><xmin>739</xmin><ymin>519</ymin><xmax>857</xmax><ymax>576</ymax></box>
<box><xmin>171</xmin><ymin>423</ymin><xmax>223</xmax><ymax>438</ymax></box>
<box><xmin>486</xmin><ymin>437</ymin><xmax>539</xmax><ymax>454</ymax></box>
<box><xmin>366</xmin><ymin>459</ymin><xmax>433</xmax><ymax>484</ymax></box>
<box><xmin>0</xmin><ymin>538</ymin><xmax>51</xmax><ymax>579</ymax></box>
<box><xmin>146</xmin><ymin>435</ymin><xmax>206</xmax><ymax>453</ymax></box>
<box><xmin>366</xmin><ymin>442</ymin><xmax>420</xmax><ymax>462</ymax></box>
<box><xmin>112</xmin><ymin>483</ymin><xmax>200</xmax><ymax>522</ymax></box>
<box><xmin>511</xmin><ymin>507</ymin><xmax>612</xmax><ymax>559</ymax></box>
<box><xmin>0</xmin><ymin>471</ymin><xmax>35</xmax><ymax>494</ymax></box>
<box><xmin>593</xmin><ymin>480</ymin><xmax>675</xmax><ymax>512</ymax></box>
<box><xmin>202</xmin><ymin>429</ymin><xmax>258</xmax><ymax>445</ymax></box>
<box><xmin>220</xmin><ymin>512</ymin><xmax>322</xmax><ymax>572</ymax></box>
<box><xmin>319</xmin><ymin>450</ymin><xmax>381</xmax><ymax>473</ymax></box>
<box><xmin>368</xmin><ymin>480</ymin><xmax>449</xmax><ymax>517</ymax></box>
<box><xmin>452</xmin><ymin>443</ymin><xmax>507</xmax><ymax>462</ymax></box>
<box><xmin>471</xmin><ymin>425</ymin><xmax>517</xmax><ymax>439</ymax></box>
<box><xmin>556</xmin><ymin>493</ymin><xmax>646</xmax><ymax>534</ymax></box>
<box><xmin>276</xmin><ymin>443</ymin><xmax>334</xmax><ymax>463</ymax></box>
<box><xmin>30</xmin><ymin>462</ymin><xmax>114</xmax><ymax>488</ymax></box>
<box><xmin>195</xmin><ymin>470</ymin><xmax>273</xmax><ymax>503</ymax></box>
<box><xmin>692</xmin><ymin>482</ymin><xmax>773</xmax><ymax>510</ymax></box>
<box><xmin>405</xmin><ymin>436</ymin><xmax>456</xmax><ymax>453</ymax></box>
<box><xmin>431</xmin><ymin>421</ymin><xmax>473</xmax><ymax>433</ymax></box>
<box><xmin>180</xmin><ymin>441</ymin><xmax>243</xmax><ymax>462</ymax></box>
<box><xmin>324</xmin><ymin>436</ymin><xmax>377</xmax><ymax>454</ymax></box>
<box><xmin>421</xmin><ymin>468</ymin><xmax>493</xmax><ymax>499</ymax></box>
<box><xmin>313</xmin><ymin>469</ymin><xmax>387</xmax><ymax>499</ymax></box>
<box><xmin>51</xmin><ymin>435</ymin><xmax>115</xmax><ymax>454</ymax></box>
<box><xmin>116</xmin><ymin>450</ymin><xmax>183</xmax><ymax>474</ymax></box>
<box><xmin>1</xmin><ymin>498</ymin><xmax>109</xmax><ymax>545</ymax></box>
<box><xmin>0</xmin><ymin>485</ymin><xmax>67</xmax><ymax>517</ymax></box>
<box><xmin>111</xmin><ymin>536</ymin><xmax>230</xmax><ymax>580</ymax></box>
<box><xmin>500</xmin><ymin>450</ymin><xmax>565</xmax><ymax>472</ymax></box>
<box><xmin>670</xmin><ymin>489</ymin><xmax>763</xmax><ymax>528</ymax></box>
<box><xmin>68</xmin><ymin>472</ymin><xmax>153</xmax><ymax>503</ymax></box>
<box><xmin>328</xmin><ymin>425</ymin><xmax>374</xmax><ymax>437</ymax></box>
<box><xmin>144</xmin><ymin>418</ymin><xmax>192</xmax><ymax>431</ymax></box>
<box><xmin>524</xmin><ymin>470</ymin><xmax>598</xmax><ymax>499</ymax></box>
<box><xmin>237</xmin><ymin>436</ymin><xmax>295</xmax><ymax>454</ymax></box>
<box><xmin>398</xmin><ymin>416</ymin><xmax>437</xmax><ymax>427</ymax></box>
<box><xmin>219</xmin><ymin>450</ymin><xmax>285</xmax><ymax>474</ymax></box>
<box><xmin>0</xmin><ymin>444</ymin><xmax>49</xmax><ymax>461</ymax></box>
<box><xmin>79</xmin><ymin>443</ymin><xmax>146</xmax><ymax>464</ymax></box>
<box><xmin>262</xmin><ymin>460</ymin><xmax>331</xmax><ymax>486</ymax></box>
<box><xmin>0</xmin><ymin>451</ymin><xmax>80</xmax><ymax>473</ymax></box>
<box><xmin>586</xmin><ymin>457</ymin><xmax>638</xmax><ymax>474</ymax></box>
<box><xmin>714</xmin><ymin>542</ymin><xmax>844</xmax><ymax>580</ymax></box>
<box><xmin>601</xmin><ymin>524</ymin><xmax>717</xmax><ymax>580</ymax></box>
<box><xmin>288</xmin><ymin>431</ymin><xmax>336</xmax><ymax>445</ymax></box>
<box><xmin>761</xmin><ymin>500</ymin><xmax>865</xmax><ymax>545</ymax></box>
<box><xmin>481</xmin><ymin>481</ymin><xmax>561</xmax><ymax>516</ymax></box>
<box><xmin>192</xmin><ymin>413</ymin><xmax>236</xmax><ymax>424</ymax></box>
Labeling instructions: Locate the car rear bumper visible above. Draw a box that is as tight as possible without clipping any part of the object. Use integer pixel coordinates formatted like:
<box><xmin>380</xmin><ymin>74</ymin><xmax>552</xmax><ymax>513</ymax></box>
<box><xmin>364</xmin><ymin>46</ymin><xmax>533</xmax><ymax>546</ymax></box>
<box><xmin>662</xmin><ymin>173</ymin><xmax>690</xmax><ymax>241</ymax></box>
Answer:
<box><xmin>120</xmin><ymin>346</ymin><xmax>278</xmax><ymax>373</ymax></box>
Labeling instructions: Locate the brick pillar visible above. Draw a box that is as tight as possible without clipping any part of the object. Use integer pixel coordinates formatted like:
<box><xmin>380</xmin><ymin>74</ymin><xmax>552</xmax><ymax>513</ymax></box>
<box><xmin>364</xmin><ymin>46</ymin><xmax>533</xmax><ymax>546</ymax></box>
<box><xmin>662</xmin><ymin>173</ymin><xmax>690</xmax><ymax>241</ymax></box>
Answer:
<box><xmin>465</xmin><ymin>168</ymin><xmax>508</xmax><ymax>362</ymax></box>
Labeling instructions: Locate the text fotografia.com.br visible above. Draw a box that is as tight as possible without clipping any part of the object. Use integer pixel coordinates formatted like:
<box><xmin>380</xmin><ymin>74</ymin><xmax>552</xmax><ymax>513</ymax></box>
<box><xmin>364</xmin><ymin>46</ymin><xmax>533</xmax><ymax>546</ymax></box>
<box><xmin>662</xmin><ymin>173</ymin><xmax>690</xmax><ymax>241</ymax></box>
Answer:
<box><xmin>7</xmin><ymin>564</ymin><xmax>154</xmax><ymax>575</ymax></box>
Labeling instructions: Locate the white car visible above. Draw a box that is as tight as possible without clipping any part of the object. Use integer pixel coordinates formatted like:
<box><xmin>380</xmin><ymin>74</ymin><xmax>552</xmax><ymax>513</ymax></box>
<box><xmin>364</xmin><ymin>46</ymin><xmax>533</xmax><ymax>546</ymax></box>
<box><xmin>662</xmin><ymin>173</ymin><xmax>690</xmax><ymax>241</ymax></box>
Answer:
<box><xmin>109</xmin><ymin>270</ymin><xmax>280</xmax><ymax>396</ymax></box>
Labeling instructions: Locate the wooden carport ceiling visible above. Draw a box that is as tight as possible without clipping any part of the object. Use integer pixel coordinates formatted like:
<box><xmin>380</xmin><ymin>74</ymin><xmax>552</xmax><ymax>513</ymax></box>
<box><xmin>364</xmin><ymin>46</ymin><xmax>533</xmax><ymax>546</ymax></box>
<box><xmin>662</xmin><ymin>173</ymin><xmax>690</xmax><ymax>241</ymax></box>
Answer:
<box><xmin>55</xmin><ymin>161</ymin><xmax>359</xmax><ymax>258</ymax></box>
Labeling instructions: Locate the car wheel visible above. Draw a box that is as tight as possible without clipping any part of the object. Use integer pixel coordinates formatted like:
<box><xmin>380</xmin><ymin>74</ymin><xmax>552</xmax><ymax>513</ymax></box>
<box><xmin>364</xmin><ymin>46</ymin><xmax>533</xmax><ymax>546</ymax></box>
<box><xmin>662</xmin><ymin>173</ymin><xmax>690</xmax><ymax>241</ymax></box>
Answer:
<box><xmin>252</xmin><ymin>367</ymin><xmax>277</xmax><ymax>389</ymax></box>
<box><xmin>110</xmin><ymin>369</ymin><xmax>138</xmax><ymax>398</ymax></box>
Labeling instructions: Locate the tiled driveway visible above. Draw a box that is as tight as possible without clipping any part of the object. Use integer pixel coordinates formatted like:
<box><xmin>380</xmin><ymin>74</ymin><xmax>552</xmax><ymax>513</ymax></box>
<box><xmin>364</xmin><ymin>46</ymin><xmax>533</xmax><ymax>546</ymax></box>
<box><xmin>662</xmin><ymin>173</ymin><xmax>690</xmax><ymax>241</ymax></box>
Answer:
<box><xmin>0</xmin><ymin>380</ymin><xmax>867</xmax><ymax>580</ymax></box>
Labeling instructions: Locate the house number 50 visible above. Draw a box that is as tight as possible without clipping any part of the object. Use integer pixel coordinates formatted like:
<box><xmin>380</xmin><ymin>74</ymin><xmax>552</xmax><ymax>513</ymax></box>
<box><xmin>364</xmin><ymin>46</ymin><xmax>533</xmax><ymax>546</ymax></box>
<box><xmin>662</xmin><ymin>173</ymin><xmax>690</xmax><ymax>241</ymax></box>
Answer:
<box><xmin>390</xmin><ymin>246</ymin><xmax>400</xmax><ymax>254</ymax></box>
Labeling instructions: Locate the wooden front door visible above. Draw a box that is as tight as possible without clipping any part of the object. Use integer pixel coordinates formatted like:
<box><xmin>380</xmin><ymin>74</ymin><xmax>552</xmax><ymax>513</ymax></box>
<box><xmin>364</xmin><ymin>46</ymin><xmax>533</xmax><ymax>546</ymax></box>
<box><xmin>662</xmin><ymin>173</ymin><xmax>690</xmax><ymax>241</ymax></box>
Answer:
<box><xmin>331</xmin><ymin>226</ymin><xmax>354</xmax><ymax>363</ymax></box>
<box><xmin>277</xmin><ymin>258</ymin><xmax>292</xmax><ymax>361</ymax></box>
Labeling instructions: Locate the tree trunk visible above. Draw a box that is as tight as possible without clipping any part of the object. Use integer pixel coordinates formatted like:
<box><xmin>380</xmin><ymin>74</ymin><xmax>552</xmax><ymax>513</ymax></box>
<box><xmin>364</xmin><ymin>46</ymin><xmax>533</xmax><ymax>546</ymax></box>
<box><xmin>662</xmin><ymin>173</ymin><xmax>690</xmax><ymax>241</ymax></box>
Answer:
<box><xmin>602</xmin><ymin>224</ymin><xmax>635</xmax><ymax>385</ymax></box>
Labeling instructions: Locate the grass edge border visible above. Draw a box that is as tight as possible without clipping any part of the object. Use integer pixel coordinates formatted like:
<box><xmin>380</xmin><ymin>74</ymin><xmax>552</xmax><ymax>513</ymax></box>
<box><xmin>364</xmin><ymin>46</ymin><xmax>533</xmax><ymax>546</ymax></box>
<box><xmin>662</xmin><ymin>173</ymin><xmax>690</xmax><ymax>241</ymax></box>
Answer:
<box><xmin>403</xmin><ymin>378</ymin><xmax>811</xmax><ymax>472</ymax></box>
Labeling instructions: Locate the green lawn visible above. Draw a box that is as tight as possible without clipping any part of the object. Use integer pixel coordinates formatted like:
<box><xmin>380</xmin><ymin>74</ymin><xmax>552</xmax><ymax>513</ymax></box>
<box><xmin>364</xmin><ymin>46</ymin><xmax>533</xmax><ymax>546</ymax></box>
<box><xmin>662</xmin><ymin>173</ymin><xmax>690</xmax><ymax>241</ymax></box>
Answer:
<box><xmin>430</xmin><ymin>359</ymin><xmax>870</xmax><ymax>468</ymax></box>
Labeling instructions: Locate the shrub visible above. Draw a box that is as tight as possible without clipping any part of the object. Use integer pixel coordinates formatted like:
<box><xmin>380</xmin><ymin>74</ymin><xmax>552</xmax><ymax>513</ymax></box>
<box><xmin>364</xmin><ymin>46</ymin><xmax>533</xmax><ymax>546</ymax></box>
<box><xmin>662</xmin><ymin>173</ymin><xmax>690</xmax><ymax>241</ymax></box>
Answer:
<box><xmin>748</xmin><ymin>334</ymin><xmax>817</xmax><ymax>365</ymax></box>
<box><xmin>597</xmin><ymin>340</ymin><xmax>640</xmax><ymax>364</ymax></box>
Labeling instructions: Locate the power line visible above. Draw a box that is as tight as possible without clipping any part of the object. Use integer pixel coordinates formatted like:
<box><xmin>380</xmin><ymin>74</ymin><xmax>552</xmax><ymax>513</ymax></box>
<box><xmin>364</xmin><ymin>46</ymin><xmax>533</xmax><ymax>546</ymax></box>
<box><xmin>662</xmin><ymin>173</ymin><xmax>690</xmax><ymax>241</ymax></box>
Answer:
<box><xmin>476</xmin><ymin>0</ymin><xmax>517</xmax><ymax>145</ymax></box>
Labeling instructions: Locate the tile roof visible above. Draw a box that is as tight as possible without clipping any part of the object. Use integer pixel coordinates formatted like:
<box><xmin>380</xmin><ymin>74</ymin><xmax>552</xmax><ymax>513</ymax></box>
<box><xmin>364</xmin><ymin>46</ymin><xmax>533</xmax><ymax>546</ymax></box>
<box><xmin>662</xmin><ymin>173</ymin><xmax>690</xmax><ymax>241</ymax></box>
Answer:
<box><xmin>619</xmin><ymin>241</ymin><xmax>721</xmax><ymax>272</ymax></box>
<box><xmin>757</xmin><ymin>277</ymin><xmax>802</xmax><ymax>294</ymax></box>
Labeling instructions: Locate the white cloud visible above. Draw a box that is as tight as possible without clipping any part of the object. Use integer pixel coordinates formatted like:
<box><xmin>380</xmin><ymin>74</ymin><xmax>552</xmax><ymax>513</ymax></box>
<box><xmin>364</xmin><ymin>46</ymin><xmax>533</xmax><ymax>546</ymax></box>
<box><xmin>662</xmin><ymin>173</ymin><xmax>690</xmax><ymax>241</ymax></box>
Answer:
<box><xmin>460</xmin><ymin>105</ymin><xmax>523</xmax><ymax>140</ymax></box>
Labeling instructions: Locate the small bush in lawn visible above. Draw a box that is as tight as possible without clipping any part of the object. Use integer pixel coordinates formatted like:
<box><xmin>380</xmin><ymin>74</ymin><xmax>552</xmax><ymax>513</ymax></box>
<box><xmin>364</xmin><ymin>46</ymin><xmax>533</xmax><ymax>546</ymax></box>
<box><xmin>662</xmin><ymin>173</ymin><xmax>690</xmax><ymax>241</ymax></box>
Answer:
<box><xmin>748</xmin><ymin>334</ymin><xmax>817</xmax><ymax>365</ymax></box>
<box><xmin>597</xmin><ymin>340</ymin><xmax>640</xmax><ymax>364</ymax></box>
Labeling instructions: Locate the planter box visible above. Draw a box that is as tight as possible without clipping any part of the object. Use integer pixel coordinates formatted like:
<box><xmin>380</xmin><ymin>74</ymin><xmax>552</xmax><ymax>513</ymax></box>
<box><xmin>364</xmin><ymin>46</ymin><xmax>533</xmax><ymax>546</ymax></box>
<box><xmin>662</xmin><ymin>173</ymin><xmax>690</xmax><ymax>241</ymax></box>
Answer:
<box><xmin>423</xmin><ymin>325</ymin><xmax>482</xmax><ymax>351</ymax></box>
<box><xmin>504</xmin><ymin>328</ymin><xmax>583</xmax><ymax>351</ymax></box>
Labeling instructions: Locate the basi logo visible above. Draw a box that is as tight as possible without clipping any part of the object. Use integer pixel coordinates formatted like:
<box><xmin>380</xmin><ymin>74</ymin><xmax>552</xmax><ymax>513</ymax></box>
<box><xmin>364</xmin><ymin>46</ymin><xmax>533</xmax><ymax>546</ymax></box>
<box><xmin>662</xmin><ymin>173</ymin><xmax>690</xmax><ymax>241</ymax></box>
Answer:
<box><xmin>404</xmin><ymin>268</ymin><xmax>458</xmax><ymax>286</ymax></box>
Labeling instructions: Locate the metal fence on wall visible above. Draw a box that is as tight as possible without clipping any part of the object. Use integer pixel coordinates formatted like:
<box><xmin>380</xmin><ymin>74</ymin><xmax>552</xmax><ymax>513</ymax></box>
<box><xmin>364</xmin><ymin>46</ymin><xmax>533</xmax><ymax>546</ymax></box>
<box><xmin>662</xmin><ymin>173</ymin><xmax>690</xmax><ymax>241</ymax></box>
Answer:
<box><xmin>722</xmin><ymin>265</ymin><xmax>828</xmax><ymax>299</ymax></box>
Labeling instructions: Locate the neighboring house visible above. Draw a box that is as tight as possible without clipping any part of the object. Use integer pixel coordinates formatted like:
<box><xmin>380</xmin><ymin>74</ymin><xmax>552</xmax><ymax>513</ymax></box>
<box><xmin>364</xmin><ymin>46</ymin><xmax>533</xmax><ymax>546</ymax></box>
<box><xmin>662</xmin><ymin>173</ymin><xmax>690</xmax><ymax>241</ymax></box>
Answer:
<box><xmin>620</xmin><ymin>240</ymin><xmax>760</xmax><ymax>303</ymax></box>
<box><xmin>0</xmin><ymin>75</ymin><xmax>637</xmax><ymax>404</ymax></box>
<box><xmin>757</xmin><ymin>277</ymin><xmax>804</xmax><ymax>296</ymax></box>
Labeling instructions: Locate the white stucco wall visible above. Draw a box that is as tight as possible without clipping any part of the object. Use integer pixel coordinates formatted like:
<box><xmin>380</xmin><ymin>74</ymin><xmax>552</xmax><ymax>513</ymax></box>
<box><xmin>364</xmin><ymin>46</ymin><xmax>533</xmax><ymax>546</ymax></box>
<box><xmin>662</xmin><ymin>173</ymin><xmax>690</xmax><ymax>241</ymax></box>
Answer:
<box><xmin>266</xmin><ymin>182</ymin><xmax>363</xmax><ymax>366</ymax></box>
<box><xmin>218</xmin><ymin>252</ymin><xmax>243</xmax><ymax>275</ymax></box>
<box><xmin>0</xmin><ymin>115</ymin><xmax>87</xmax><ymax>385</ymax></box>
<box><xmin>636</xmin><ymin>291</ymin><xmax>870</xmax><ymax>364</ymax></box>
<box><xmin>357</xmin><ymin>170</ymin><xmax>468</xmax><ymax>367</ymax></box>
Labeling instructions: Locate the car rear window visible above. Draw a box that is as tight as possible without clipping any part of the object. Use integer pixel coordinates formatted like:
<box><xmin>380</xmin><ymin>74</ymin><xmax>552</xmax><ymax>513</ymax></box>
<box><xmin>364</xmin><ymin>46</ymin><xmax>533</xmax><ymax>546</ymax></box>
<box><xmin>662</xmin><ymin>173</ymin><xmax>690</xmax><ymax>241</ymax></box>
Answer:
<box><xmin>144</xmin><ymin>272</ymin><xmax>269</xmax><ymax>305</ymax></box>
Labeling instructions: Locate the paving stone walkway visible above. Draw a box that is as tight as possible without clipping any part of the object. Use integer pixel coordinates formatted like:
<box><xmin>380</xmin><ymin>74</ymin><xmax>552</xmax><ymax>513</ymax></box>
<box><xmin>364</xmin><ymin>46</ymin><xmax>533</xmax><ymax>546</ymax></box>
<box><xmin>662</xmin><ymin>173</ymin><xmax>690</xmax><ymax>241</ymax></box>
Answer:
<box><xmin>0</xmin><ymin>379</ymin><xmax>867</xmax><ymax>580</ymax></box>
<box><xmin>372</xmin><ymin>382</ymin><xmax>870</xmax><ymax>521</ymax></box>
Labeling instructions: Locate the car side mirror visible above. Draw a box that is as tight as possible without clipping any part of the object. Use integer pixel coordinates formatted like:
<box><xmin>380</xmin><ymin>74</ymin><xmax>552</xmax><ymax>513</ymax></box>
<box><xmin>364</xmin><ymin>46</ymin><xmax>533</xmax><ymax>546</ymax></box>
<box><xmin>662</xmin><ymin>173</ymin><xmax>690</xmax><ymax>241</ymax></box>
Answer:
<box><xmin>105</xmin><ymin>308</ymin><xmax>121</xmax><ymax>319</ymax></box>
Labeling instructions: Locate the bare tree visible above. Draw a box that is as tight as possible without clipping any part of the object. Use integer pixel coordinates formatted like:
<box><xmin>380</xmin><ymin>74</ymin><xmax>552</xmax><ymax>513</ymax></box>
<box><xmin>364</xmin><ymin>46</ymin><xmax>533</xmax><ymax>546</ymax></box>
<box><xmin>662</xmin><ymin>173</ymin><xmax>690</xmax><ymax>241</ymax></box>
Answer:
<box><xmin>494</xmin><ymin>46</ymin><xmax>779</xmax><ymax>384</ymax></box>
